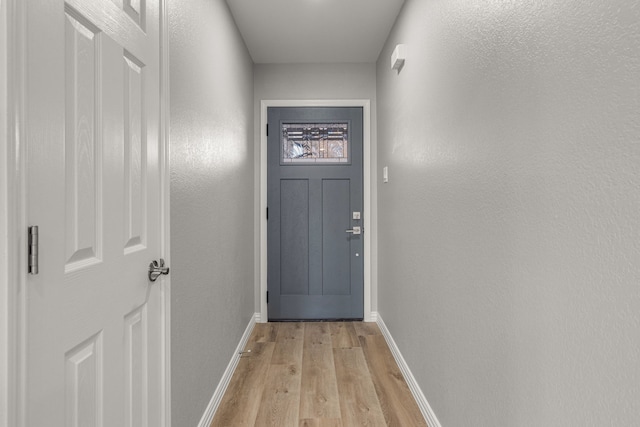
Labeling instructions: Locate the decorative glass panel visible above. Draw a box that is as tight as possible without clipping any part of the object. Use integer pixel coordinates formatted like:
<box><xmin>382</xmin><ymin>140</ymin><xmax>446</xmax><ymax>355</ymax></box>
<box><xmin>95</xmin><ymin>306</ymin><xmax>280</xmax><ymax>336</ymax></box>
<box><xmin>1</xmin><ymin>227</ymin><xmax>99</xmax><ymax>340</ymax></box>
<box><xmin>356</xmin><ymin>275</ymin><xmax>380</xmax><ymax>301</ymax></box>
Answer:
<box><xmin>282</xmin><ymin>123</ymin><xmax>349</xmax><ymax>164</ymax></box>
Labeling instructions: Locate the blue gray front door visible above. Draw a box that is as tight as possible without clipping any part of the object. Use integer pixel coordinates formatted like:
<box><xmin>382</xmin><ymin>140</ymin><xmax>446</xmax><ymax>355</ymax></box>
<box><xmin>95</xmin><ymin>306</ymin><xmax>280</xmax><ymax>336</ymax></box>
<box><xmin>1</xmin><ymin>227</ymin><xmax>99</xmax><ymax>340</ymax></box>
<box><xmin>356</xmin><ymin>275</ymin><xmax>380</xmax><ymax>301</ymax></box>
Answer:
<box><xmin>267</xmin><ymin>107</ymin><xmax>364</xmax><ymax>320</ymax></box>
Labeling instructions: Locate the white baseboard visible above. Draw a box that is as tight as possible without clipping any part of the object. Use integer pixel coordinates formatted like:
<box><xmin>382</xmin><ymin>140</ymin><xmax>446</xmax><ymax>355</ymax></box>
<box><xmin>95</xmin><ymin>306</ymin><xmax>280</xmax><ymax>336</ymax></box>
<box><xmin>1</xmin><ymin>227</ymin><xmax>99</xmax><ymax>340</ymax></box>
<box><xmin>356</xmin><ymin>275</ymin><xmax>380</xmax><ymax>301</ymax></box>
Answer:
<box><xmin>196</xmin><ymin>313</ymin><xmax>258</xmax><ymax>427</ymax></box>
<box><xmin>374</xmin><ymin>312</ymin><xmax>443</xmax><ymax>427</ymax></box>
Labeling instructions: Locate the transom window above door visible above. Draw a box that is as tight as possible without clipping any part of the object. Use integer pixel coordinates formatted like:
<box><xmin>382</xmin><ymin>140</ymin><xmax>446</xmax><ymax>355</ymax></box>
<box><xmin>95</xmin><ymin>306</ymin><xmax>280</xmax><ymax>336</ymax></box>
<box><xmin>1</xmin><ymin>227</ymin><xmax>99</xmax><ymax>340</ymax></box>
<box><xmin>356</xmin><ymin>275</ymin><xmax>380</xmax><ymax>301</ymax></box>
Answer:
<box><xmin>282</xmin><ymin>122</ymin><xmax>350</xmax><ymax>164</ymax></box>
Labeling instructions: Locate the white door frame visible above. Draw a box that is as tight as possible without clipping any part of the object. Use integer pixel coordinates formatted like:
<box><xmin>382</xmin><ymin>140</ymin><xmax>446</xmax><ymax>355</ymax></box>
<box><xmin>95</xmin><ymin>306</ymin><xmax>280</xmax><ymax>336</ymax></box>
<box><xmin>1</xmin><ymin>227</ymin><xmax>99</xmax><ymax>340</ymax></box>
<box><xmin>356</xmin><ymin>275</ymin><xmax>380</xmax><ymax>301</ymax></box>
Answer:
<box><xmin>2</xmin><ymin>1</ymin><xmax>172</xmax><ymax>425</ymax></box>
<box><xmin>2</xmin><ymin>0</ymin><xmax>27</xmax><ymax>425</ymax></box>
<box><xmin>259</xmin><ymin>99</ymin><xmax>373</xmax><ymax>323</ymax></box>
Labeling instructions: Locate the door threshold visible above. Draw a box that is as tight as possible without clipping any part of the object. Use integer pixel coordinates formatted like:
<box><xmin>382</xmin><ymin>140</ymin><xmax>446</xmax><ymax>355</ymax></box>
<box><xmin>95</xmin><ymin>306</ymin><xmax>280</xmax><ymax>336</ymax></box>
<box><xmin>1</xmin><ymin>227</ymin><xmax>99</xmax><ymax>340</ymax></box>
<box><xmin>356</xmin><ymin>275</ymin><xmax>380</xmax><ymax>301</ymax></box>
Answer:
<box><xmin>268</xmin><ymin>318</ymin><xmax>364</xmax><ymax>322</ymax></box>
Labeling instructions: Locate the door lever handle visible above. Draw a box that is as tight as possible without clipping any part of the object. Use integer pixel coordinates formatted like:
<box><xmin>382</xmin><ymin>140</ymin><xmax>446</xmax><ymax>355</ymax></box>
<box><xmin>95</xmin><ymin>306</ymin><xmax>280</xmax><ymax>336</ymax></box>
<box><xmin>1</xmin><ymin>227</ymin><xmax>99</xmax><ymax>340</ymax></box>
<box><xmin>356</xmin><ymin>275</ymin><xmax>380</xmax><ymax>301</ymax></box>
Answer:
<box><xmin>149</xmin><ymin>258</ymin><xmax>170</xmax><ymax>282</ymax></box>
<box><xmin>345</xmin><ymin>226</ymin><xmax>361</xmax><ymax>235</ymax></box>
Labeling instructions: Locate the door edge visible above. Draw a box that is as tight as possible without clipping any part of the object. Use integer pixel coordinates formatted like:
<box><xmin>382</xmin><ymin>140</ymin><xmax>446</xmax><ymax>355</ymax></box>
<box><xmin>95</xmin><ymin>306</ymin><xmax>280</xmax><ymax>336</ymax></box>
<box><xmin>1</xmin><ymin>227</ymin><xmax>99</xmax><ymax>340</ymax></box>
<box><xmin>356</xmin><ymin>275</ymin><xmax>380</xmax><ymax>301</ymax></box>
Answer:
<box><xmin>159</xmin><ymin>0</ymin><xmax>171</xmax><ymax>425</ymax></box>
<box><xmin>258</xmin><ymin>100</ymin><xmax>375</xmax><ymax>323</ymax></box>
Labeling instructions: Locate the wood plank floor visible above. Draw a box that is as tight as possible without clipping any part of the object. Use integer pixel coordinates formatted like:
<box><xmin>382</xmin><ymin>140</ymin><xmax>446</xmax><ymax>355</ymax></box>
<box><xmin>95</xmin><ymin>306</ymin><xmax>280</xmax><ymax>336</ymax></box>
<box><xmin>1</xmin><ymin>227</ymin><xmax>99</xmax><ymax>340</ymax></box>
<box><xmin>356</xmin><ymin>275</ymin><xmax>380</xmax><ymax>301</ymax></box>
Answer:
<box><xmin>211</xmin><ymin>322</ymin><xmax>427</xmax><ymax>427</ymax></box>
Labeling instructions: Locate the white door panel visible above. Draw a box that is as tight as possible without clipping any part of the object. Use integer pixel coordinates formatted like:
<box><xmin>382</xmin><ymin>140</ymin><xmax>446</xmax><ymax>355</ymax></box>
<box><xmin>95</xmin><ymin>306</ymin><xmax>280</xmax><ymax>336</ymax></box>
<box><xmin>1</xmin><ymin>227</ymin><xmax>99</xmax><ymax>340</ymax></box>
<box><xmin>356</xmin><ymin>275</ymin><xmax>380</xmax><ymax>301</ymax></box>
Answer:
<box><xmin>26</xmin><ymin>0</ymin><xmax>165</xmax><ymax>426</ymax></box>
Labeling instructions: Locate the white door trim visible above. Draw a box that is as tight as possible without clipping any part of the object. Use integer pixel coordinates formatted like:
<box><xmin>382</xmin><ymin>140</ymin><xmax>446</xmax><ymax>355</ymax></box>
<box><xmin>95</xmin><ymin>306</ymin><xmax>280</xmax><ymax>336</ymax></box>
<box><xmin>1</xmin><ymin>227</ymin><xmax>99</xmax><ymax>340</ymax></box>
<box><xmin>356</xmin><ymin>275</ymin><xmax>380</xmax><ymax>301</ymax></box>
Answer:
<box><xmin>3</xmin><ymin>1</ymin><xmax>171</xmax><ymax>425</ymax></box>
<box><xmin>259</xmin><ymin>99</ymin><xmax>373</xmax><ymax>322</ymax></box>
<box><xmin>3</xmin><ymin>0</ymin><xmax>27</xmax><ymax>425</ymax></box>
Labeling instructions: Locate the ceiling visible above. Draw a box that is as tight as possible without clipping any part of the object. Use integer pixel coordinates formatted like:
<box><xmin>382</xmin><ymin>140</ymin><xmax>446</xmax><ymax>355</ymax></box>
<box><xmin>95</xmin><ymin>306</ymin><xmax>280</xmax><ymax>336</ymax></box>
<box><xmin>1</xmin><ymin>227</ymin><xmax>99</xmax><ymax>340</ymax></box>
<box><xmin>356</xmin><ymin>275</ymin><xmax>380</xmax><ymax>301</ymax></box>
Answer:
<box><xmin>225</xmin><ymin>0</ymin><xmax>405</xmax><ymax>64</ymax></box>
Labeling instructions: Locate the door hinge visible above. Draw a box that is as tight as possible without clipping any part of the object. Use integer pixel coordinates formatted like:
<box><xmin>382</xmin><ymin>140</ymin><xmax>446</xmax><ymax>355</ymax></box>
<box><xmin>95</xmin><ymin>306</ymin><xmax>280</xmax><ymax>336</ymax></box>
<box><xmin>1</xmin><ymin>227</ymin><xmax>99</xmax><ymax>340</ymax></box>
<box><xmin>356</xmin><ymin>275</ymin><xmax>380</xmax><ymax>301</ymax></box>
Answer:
<box><xmin>266</xmin><ymin>124</ymin><xmax>269</xmax><ymax>136</ymax></box>
<box><xmin>266</xmin><ymin>291</ymin><xmax>269</xmax><ymax>304</ymax></box>
<box><xmin>28</xmin><ymin>225</ymin><xmax>39</xmax><ymax>275</ymax></box>
<box><xmin>266</xmin><ymin>207</ymin><xmax>269</xmax><ymax>220</ymax></box>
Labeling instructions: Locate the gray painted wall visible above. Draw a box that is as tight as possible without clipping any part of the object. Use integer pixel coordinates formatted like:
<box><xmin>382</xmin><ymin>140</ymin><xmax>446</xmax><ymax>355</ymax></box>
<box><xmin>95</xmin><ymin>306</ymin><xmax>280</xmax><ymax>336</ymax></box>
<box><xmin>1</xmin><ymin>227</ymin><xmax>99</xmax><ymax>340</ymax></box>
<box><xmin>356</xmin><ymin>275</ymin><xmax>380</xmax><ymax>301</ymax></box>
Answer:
<box><xmin>376</xmin><ymin>0</ymin><xmax>640</xmax><ymax>425</ymax></box>
<box><xmin>0</xmin><ymin>1</ymin><xmax>9</xmax><ymax>425</ymax></box>
<box><xmin>253</xmin><ymin>63</ymin><xmax>379</xmax><ymax>313</ymax></box>
<box><xmin>168</xmin><ymin>1</ymin><xmax>254</xmax><ymax>425</ymax></box>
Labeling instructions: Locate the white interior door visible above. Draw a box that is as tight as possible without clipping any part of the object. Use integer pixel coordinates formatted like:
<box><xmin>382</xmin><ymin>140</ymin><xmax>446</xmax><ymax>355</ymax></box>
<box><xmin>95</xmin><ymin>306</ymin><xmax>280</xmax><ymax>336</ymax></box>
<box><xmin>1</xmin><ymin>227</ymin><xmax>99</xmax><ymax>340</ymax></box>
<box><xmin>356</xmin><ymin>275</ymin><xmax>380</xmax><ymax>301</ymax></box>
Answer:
<box><xmin>25</xmin><ymin>0</ymin><xmax>166</xmax><ymax>426</ymax></box>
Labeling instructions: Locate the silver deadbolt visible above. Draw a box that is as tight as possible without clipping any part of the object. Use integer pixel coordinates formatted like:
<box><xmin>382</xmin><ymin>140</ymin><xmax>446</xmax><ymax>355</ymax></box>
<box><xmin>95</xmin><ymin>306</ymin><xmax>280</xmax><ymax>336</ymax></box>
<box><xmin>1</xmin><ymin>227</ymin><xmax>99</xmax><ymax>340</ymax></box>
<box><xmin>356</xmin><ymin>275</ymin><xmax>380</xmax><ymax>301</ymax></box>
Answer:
<box><xmin>149</xmin><ymin>258</ymin><xmax>170</xmax><ymax>282</ymax></box>
<box><xmin>345</xmin><ymin>226</ymin><xmax>361</xmax><ymax>235</ymax></box>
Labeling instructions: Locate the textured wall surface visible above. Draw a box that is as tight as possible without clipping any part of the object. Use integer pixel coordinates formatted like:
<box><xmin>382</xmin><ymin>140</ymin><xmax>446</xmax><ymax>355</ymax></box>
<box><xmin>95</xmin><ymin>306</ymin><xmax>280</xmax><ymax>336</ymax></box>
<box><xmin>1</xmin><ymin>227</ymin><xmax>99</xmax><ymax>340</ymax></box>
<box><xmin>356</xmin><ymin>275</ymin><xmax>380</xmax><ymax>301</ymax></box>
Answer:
<box><xmin>253</xmin><ymin>63</ymin><xmax>379</xmax><ymax>312</ymax></box>
<box><xmin>168</xmin><ymin>1</ymin><xmax>254</xmax><ymax>425</ymax></box>
<box><xmin>376</xmin><ymin>0</ymin><xmax>640</xmax><ymax>425</ymax></box>
<box><xmin>0</xmin><ymin>1</ymin><xmax>8</xmax><ymax>425</ymax></box>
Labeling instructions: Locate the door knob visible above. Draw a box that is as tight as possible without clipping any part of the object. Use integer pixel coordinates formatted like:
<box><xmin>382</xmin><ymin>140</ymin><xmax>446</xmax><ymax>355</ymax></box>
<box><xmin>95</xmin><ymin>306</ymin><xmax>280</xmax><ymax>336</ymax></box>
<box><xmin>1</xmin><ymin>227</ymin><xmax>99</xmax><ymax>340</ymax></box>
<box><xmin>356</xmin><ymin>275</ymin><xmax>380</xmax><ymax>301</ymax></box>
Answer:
<box><xmin>149</xmin><ymin>258</ymin><xmax>170</xmax><ymax>282</ymax></box>
<box><xmin>345</xmin><ymin>226</ymin><xmax>361</xmax><ymax>235</ymax></box>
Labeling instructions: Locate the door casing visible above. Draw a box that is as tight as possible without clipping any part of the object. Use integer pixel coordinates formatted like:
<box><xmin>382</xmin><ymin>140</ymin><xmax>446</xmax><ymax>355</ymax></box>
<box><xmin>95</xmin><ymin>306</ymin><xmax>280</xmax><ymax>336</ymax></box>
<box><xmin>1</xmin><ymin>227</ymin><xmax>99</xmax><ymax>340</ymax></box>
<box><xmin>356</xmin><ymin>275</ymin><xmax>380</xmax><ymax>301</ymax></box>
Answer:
<box><xmin>259</xmin><ymin>99</ymin><xmax>373</xmax><ymax>323</ymax></box>
<box><xmin>2</xmin><ymin>1</ymin><xmax>172</xmax><ymax>425</ymax></box>
<box><xmin>1</xmin><ymin>1</ymin><xmax>26</xmax><ymax>426</ymax></box>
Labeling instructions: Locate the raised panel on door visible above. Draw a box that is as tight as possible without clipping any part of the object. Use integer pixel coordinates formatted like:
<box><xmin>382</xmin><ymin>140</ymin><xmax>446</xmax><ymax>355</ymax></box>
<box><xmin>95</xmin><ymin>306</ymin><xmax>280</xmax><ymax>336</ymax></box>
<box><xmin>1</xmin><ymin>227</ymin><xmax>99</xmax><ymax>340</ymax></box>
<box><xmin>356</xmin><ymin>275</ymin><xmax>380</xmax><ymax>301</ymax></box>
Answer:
<box><xmin>65</xmin><ymin>332</ymin><xmax>104</xmax><ymax>427</ymax></box>
<box><xmin>123</xmin><ymin>50</ymin><xmax>147</xmax><ymax>253</ymax></box>
<box><xmin>322</xmin><ymin>179</ymin><xmax>351</xmax><ymax>296</ymax></box>
<box><xmin>64</xmin><ymin>8</ymin><xmax>103</xmax><ymax>272</ymax></box>
<box><xmin>280</xmin><ymin>179</ymin><xmax>310</xmax><ymax>295</ymax></box>
<box><xmin>124</xmin><ymin>0</ymin><xmax>146</xmax><ymax>31</ymax></box>
<box><xmin>124</xmin><ymin>305</ymin><xmax>148</xmax><ymax>427</ymax></box>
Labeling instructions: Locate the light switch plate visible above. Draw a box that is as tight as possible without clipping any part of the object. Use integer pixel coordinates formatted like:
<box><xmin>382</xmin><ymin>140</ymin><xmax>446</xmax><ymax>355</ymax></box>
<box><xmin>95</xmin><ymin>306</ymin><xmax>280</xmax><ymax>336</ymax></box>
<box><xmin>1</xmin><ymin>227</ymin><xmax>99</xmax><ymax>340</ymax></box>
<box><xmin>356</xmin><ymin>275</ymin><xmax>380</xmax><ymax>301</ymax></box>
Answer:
<box><xmin>383</xmin><ymin>166</ymin><xmax>389</xmax><ymax>183</ymax></box>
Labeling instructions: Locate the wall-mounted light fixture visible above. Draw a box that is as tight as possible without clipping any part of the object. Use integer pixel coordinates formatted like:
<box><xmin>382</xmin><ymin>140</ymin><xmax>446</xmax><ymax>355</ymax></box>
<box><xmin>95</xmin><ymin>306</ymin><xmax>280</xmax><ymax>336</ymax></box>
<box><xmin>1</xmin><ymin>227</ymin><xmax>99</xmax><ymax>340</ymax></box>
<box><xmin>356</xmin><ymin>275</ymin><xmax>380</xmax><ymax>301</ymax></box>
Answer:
<box><xmin>391</xmin><ymin>44</ymin><xmax>406</xmax><ymax>72</ymax></box>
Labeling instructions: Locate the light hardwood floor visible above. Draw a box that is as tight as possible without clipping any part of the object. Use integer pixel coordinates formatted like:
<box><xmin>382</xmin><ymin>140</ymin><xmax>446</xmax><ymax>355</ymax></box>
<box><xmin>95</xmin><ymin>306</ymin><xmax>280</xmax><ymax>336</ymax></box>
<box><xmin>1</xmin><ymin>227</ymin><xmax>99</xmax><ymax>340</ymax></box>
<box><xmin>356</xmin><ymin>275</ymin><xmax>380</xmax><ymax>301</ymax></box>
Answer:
<box><xmin>211</xmin><ymin>322</ymin><xmax>427</xmax><ymax>427</ymax></box>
